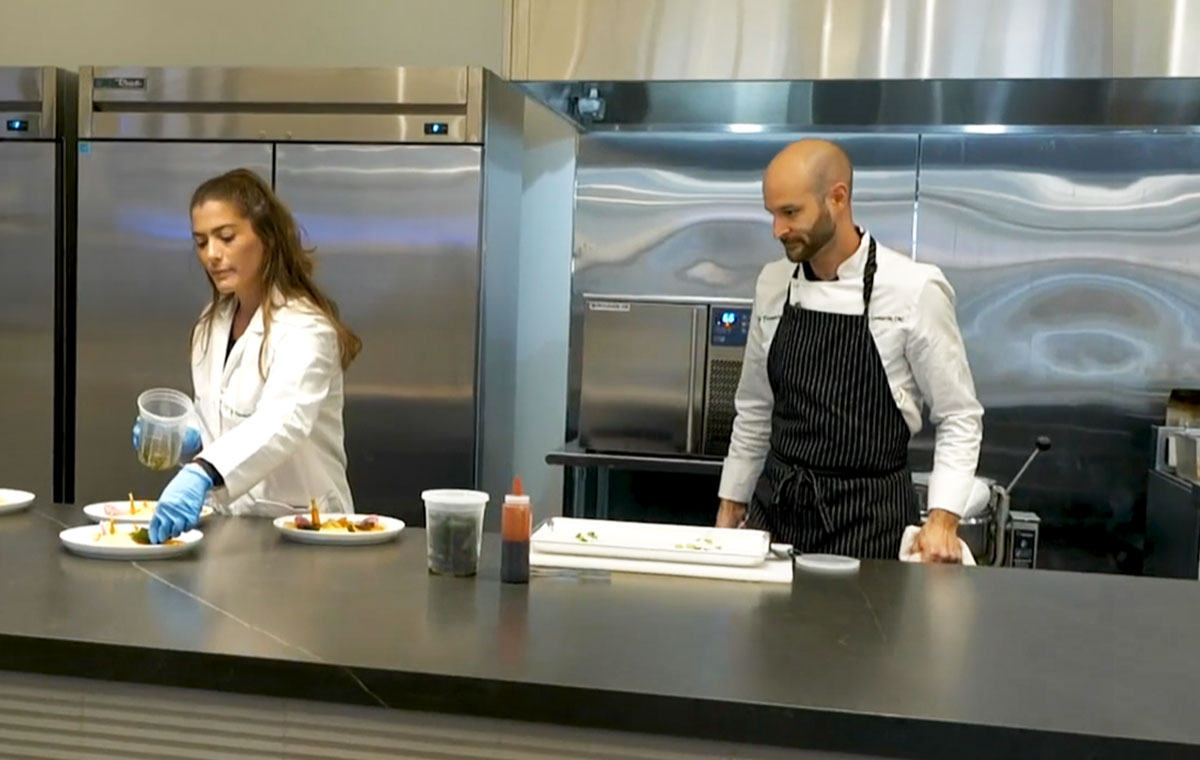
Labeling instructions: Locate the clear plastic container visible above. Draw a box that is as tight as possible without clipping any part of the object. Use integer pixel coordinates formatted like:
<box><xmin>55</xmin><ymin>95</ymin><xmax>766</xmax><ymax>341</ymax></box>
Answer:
<box><xmin>422</xmin><ymin>489</ymin><xmax>489</xmax><ymax>576</ymax></box>
<box><xmin>136</xmin><ymin>388</ymin><xmax>194</xmax><ymax>471</ymax></box>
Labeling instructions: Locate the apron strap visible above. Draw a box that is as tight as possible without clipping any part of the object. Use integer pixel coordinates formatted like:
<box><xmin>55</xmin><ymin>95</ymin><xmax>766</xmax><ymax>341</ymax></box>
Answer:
<box><xmin>786</xmin><ymin>232</ymin><xmax>877</xmax><ymax>314</ymax></box>
<box><xmin>861</xmin><ymin>234</ymin><xmax>878</xmax><ymax>317</ymax></box>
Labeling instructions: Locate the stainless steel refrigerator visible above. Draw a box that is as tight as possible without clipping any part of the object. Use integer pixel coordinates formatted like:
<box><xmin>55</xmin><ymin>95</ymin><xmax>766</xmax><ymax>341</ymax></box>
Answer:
<box><xmin>72</xmin><ymin>66</ymin><xmax>526</xmax><ymax>525</ymax></box>
<box><xmin>0</xmin><ymin>67</ymin><xmax>75</xmax><ymax>503</ymax></box>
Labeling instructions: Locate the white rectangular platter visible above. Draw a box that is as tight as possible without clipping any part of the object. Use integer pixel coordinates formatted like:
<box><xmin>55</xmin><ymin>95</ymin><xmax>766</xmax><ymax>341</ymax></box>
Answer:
<box><xmin>530</xmin><ymin>517</ymin><xmax>770</xmax><ymax>567</ymax></box>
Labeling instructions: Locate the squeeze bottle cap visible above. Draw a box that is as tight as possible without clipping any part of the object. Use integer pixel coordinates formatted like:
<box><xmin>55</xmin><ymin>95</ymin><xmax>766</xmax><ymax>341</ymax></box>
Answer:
<box><xmin>505</xmin><ymin>476</ymin><xmax>530</xmax><ymax>504</ymax></box>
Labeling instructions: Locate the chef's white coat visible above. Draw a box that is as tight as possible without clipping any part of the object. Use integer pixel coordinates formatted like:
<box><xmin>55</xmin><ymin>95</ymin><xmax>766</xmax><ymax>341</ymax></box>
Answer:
<box><xmin>190</xmin><ymin>293</ymin><xmax>354</xmax><ymax>517</ymax></box>
<box><xmin>718</xmin><ymin>231</ymin><xmax>983</xmax><ymax>516</ymax></box>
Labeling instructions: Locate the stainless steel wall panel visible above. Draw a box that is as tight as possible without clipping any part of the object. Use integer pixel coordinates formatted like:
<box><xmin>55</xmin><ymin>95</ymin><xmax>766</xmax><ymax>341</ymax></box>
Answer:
<box><xmin>273</xmin><ymin>144</ymin><xmax>483</xmax><ymax>525</ymax></box>
<box><xmin>566</xmin><ymin>132</ymin><xmax>917</xmax><ymax>440</ymax></box>
<box><xmin>914</xmin><ymin>133</ymin><xmax>1200</xmax><ymax>544</ymax></box>
<box><xmin>512</xmin><ymin>0</ymin><xmax>1200</xmax><ymax>81</ymax></box>
<box><xmin>512</xmin><ymin>97</ymin><xmax>578</xmax><ymax>522</ymax></box>
<box><xmin>475</xmin><ymin>74</ymin><xmax>528</xmax><ymax>526</ymax></box>
<box><xmin>512</xmin><ymin>0</ymin><xmax>1110</xmax><ymax>80</ymax></box>
<box><xmin>0</xmin><ymin>142</ymin><xmax>56</xmax><ymax>497</ymax></box>
<box><xmin>572</xmin><ymin>133</ymin><xmax>918</xmax><ymax>299</ymax></box>
<box><xmin>1113</xmin><ymin>0</ymin><xmax>1200</xmax><ymax>77</ymax></box>
<box><xmin>74</xmin><ymin>142</ymin><xmax>273</xmax><ymax>506</ymax></box>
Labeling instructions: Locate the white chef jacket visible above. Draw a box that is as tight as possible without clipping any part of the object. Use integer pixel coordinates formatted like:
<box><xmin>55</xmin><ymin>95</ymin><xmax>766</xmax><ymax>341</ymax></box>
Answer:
<box><xmin>718</xmin><ymin>231</ymin><xmax>983</xmax><ymax>517</ymax></box>
<box><xmin>191</xmin><ymin>292</ymin><xmax>354</xmax><ymax>517</ymax></box>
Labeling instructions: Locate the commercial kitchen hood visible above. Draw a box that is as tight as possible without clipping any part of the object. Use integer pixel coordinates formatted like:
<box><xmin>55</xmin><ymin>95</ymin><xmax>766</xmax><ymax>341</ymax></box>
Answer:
<box><xmin>517</xmin><ymin>78</ymin><xmax>1200</xmax><ymax>132</ymax></box>
<box><xmin>508</xmin><ymin>0</ymin><xmax>1200</xmax><ymax>131</ymax></box>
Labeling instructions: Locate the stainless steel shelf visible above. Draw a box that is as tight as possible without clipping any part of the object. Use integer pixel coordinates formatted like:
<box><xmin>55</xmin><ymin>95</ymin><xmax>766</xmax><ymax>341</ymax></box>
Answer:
<box><xmin>546</xmin><ymin>441</ymin><xmax>723</xmax><ymax>518</ymax></box>
<box><xmin>546</xmin><ymin>441</ymin><xmax>724</xmax><ymax>476</ymax></box>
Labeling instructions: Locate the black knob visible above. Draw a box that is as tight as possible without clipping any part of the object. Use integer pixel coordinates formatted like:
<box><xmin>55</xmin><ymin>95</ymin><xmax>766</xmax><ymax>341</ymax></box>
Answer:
<box><xmin>1035</xmin><ymin>435</ymin><xmax>1052</xmax><ymax>451</ymax></box>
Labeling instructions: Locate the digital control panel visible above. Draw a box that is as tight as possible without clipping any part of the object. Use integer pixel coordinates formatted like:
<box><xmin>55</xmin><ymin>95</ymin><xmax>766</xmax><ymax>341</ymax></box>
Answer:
<box><xmin>1005</xmin><ymin>511</ymin><xmax>1040</xmax><ymax>569</ymax></box>
<box><xmin>710</xmin><ymin>307</ymin><xmax>751</xmax><ymax>347</ymax></box>
<box><xmin>1008</xmin><ymin>529</ymin><xmax>1037</xmax><ymax>568</ymax></box>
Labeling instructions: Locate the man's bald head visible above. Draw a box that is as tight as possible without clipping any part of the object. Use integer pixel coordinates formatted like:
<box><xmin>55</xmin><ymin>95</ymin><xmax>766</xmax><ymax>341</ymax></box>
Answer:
<box><xmin>763</xmin><ymin>139</ymin><xmax>857</xmax><ymax>264</ymax></box>
<box><xmin>764</xmin><ymin>139</ymin><xmax>854</xmax><ymax>198</ymax></box>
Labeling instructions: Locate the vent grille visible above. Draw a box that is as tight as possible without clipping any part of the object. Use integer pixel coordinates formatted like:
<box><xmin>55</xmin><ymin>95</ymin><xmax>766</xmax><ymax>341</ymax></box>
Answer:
<box><xmin>704</xmin><ymin>359</ymin><xmax>742</xmax><ymax>456</ymax></box>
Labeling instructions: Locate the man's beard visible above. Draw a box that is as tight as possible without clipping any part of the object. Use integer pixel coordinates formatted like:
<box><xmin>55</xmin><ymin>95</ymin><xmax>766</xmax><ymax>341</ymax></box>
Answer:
<box><xmin>781</xmin><ymin>209</ymin><xmax>836</xmax><ymax>263</ymax></box>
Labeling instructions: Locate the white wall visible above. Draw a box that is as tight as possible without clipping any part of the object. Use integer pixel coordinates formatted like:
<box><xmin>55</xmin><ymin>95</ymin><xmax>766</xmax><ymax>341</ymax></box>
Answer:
<box><xmin>0</xmin><ymin>0</ymin><xmax>505</xmax><ymax>69</ymax></box>
<box><xmin>514</xmin><ymin>100</ymin><xmax>576</xmax><ymax>522</ymax></box>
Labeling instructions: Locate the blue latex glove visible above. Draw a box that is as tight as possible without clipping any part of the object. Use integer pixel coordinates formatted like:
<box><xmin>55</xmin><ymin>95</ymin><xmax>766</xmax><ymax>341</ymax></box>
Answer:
<box><xmin>132</xmin><ymin>420</ymin><xmax>202</xmax><ymax>461</ymax></box>
<box><xmin>149</xmin><ymin>464</ymin><xmax>213</xmax><ymax>544</ymax></box>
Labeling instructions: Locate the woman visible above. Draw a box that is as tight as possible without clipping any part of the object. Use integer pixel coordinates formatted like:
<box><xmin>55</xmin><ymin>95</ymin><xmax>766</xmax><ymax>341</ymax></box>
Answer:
<box><xmin>135</xmin><ymin>168</ymin><xmax>362</xmax><ymax>544</ymax></box>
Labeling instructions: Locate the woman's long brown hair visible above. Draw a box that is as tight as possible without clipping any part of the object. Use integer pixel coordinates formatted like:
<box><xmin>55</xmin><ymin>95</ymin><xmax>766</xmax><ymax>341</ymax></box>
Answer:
<box><xmin>189</xmin><ymin>168</ymin><xmax>362</xmax><ymax>376</ymax></box>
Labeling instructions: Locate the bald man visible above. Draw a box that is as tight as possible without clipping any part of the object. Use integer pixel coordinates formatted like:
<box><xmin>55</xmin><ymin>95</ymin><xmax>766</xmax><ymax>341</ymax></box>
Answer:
<box><xmin>715</xmin><ymin>140</ymin><xmax>983</xmax><ymax>562</ymax></box>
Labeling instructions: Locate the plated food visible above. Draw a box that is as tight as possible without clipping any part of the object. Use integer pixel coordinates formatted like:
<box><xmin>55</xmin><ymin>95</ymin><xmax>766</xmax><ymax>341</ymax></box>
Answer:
<box><xmin>0</xmin><ymin>489</ymin><xmax>36</xmax><ymax>515</ymax></box>
<box><xmin>274</xmin><ymin>502</ymin><xmax>404</xmax><ymax>545</ymax></box>
<box><xmin>93</xmin><ymin>519</ymin><xmax>182</xmax><ymax>547</ymax></box>
<box><xmin>59</xmin><ymin>520</ymin><xmax>203</xmax><ymax>560</ymax></box>
<box><xmin>82</xmin><ymin>492</ymin><xmax>213</xmax><ymax>524</ymax></box>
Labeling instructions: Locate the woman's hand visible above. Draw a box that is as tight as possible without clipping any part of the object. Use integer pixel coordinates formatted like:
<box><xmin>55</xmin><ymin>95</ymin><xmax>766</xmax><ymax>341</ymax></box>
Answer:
<box><xmin>148</xmin><ymin>464</ymin><xmax>213</xmax><ymax>544</ymax></box>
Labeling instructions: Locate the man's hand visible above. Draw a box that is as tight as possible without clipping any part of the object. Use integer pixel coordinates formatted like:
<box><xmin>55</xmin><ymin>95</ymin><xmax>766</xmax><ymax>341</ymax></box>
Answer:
<box><xmin>911</xmin><ymin>509</ymin><xmax>963</xmax><ymax>563</ymax></box>
<box><xmin>716</xmin><ymin>499</ymin><xmax>747</xmax><ymax>528</ymax></box>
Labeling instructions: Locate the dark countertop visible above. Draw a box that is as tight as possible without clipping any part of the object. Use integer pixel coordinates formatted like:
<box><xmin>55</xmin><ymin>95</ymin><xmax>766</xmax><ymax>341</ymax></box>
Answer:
<box><xmin>546</xmin><ymin>440</ymin><xmax>724</xmax><ymax>475</ymax></box>
<box><xmin>1</xmin><ymin>502</ymin><xmax>1199</xmax><ymax>759</ymax></box>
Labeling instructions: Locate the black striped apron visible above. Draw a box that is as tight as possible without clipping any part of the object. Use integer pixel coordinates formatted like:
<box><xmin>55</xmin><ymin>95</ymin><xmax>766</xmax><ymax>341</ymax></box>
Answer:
<box><xmin>746</xmin><ymin>236</ymin><xmax>918</xmax><ymax>559</ymax></box>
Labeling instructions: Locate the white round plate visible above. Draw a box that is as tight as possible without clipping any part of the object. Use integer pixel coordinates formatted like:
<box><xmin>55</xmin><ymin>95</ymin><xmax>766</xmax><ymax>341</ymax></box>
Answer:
<box><xmin>81</xmin><ymin>501</ymin><xmax>214</xmax><ymax>524</ymax></box>
<box><xmin>795</xmin><ymin>553</ymin><xmax>861</xmax><ymax>575</ymax></box>
<box><xmin>0</xmin><ymin>489</ymin><xmax>36</xmax><ymax>515</ymax></box>
<box><xmin>59</xmin><ymin>523</ymin><xmax>203</xmax><ymax>560</ymax></box>
<box><xmin>273</xmin><ymin>514</ymin><xmax>405</xmax><ymax>545</ymax></box>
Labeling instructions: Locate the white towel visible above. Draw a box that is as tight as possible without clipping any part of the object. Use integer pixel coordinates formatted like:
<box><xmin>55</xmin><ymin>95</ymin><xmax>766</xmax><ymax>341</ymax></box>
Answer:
<box><xmin>898</xmin><ymin>525</ymin><xmax>977</xmax><ymax>565</ymax></box>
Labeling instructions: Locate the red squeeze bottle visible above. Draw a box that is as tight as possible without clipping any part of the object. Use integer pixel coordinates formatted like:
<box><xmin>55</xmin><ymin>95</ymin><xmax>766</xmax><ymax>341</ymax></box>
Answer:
<box><xmin>501</xmin><ymin>476</ymin><xmax>531</xmax><ymax>583</ymax></box>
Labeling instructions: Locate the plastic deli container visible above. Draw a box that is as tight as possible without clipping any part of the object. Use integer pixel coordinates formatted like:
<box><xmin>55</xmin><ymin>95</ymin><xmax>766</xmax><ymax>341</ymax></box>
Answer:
<box><xmin>422</xmin><ymin>489</ymin><xmax>489</xmax><ymax>576</ymax></box>
<box><xmin>136</xmin><ymin>388</ymin><xmax>194</xmax><ymax>471</ymax></box>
